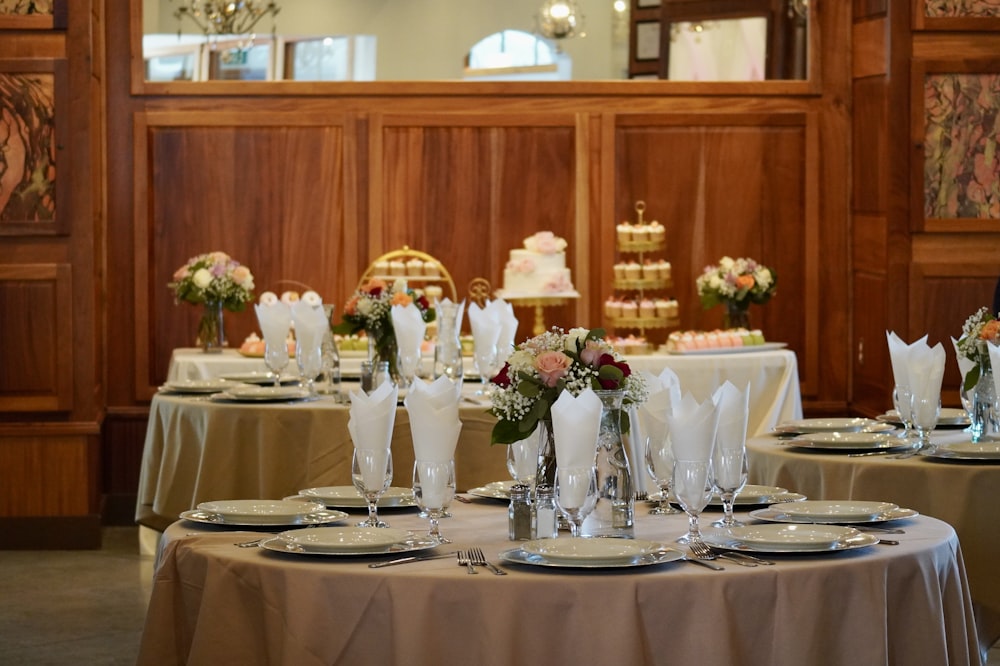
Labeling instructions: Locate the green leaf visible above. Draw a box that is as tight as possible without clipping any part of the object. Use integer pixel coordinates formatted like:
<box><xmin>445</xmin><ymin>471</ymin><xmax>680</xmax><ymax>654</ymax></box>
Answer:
<box><xmin>491</xmin><ymin>419</ymin><xmax>530</xmax><ymax>445</ymax></box>
<box><xmin>963</xmin><ymin>366</ymin><xmax>981</xmax><ymax>393</ymax></box>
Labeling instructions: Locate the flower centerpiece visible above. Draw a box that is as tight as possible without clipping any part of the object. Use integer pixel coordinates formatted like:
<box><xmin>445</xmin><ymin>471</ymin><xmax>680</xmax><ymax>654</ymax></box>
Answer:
<box><xmin>332</xmin><ymin>277</ymin><xmax>435</xmax><ymax>380</ymax></box>
<box><xmin>696</xmin><ymin>256</ymin><xmax>777</xmax><ymax>329</ymax></box>
<box><xmin>956</xmin><ymin>306</ymin><xmax>1000</xmax><ymax>391</ymax></box>
<box><xmin>168</xmin><ymin>251</ymin><xmax>255</xmax><ymax>352</ymax></box>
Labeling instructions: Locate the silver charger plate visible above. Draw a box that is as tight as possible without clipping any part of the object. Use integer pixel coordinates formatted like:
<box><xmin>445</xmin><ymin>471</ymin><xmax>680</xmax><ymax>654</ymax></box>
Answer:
<box><xmin>702</xmin><ymin>528</ymin><xmax>880</xmax><ymax>554</ymax></box>
<box><xmin>179</xmin><ymin>508</ymin><xmax>349</xmax><ymax>527</ymax></box>
<box><xmin>650</xmin><ymin>486</ymin><xmax>807</xmax><ymax>508</ymax></box>
<box><xmin>773</xmin><ymin>418</ymin><xmax>894</xmax><ymax>436</ymax></box>
<box><xmin>498</xmin><ymin>547</ymin><xmax>685</xmax><ymax>569</ymax></box>
<box><xmin>918</xmin><ymin>442</ymin><xmax>1000</xmax><ymax>463</ymax></box>
<box><xmin>748</xmin><ymin>506</ymin><xmax>919</xmax><ymax>525</ymax></box>
<box><xmin>258</xmin><ymin>534</ymin><xmax>439</xmax><ymax>557</ymax></box>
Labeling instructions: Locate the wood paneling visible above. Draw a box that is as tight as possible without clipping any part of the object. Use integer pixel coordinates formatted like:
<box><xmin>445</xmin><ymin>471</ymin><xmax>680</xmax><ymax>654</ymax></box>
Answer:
<box><xmin>853</xmin><ymin>18</ymin><xmax>887</xmax><ymax>79</ymax></box>
<box><xmin>0</xmin><ymin>263</ymin><xmax>73</xmax><ymax>411</ymax></box>
<box><xmin>0</xmin><ymin>435</ymin><xmax>97</xmax><ymax>515</ymax></box>
<box><xmin>853</xmin><ymin>77</ymin><xmax>888</xmax><ymax>214</ymax></box>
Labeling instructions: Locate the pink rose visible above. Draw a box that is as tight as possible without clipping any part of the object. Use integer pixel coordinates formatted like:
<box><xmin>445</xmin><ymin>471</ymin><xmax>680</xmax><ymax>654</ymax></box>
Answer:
<box><xmin>579</xmin><ymin>340</ymin><xmax>604</xmax><ymax>367</ymax></box>
<box><xmin>172</xmin><ymin>265</ymin><xmax>189</xmax><ymax>281</ymax></box>
<box><xmin>231</xmin><ymin>265</ymin><xmax>252</xmax><ymax>285</ymax></box>
<box><xmin>535</xmin><ymin>351</ymin><xmax>573</xmax><ymax>387</ymax></box>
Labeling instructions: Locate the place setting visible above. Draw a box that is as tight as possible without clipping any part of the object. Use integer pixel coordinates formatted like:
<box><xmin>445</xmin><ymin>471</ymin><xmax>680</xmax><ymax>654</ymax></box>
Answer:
<box><xmin>179</xmin><ymin>498</ymin><xmax>349</xmax><ymax>528</ymax></box>
<box><xmin>208</xmin><ymin>384</ymin><xmax>316</xmax><ymax>403</ymax></box>
<box><xmin>157</xmin><ymin>378</ymin><xmax>233</xmax><ymax>395</ymax></box>
<box><xmin>747</xmin><ymin>499</ymin><xmax>918</xmax><ymax>529</ymax></box>
<box><xmin>772</xmin><ymin>417</ymin><xmax>896</xmax><ymax>437</ymax></box>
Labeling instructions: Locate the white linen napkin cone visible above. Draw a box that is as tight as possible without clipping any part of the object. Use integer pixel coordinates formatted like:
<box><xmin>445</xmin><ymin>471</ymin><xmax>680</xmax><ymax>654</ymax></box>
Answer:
<box><xmin>488</xmin><ymin>298</ymin><xmax>519</xmax><ymax>365</ymax></box>
<box><xmin>905</xmin><ymin>340</ymin><xmax>946</xmax><ymax>414</ymax></box>
<box><xmin>633</xmin><ymin>368</ymin><xmax>682</xmax><ymax>494</ymax></box>
<box><xmin>711</xmin><ymin>381</ymin><xmax>750</xmax><ymax>489</ymax></box>
<box><xmin>667</xmin><ymin>392</ymin><xmax>719</xmax><ymax>463</ymax></box>
<box><xmin>290</xmin><ymin>299</ymin><xmax>328</xmax><ymax>359</ymax></box>
<box><xmin>551</xmin><ymin>389</ymin><xmax>602</xmax><ymax>507</ymax></box>
<box><xmin>404</xmin><ymin>376</ymin><xmax>462</xmax><ymax>463</ymax></box>
<box><xmin>468</xmin><ymin>301</ymin><xmax>501</xmax><ymax>360</ymax></box>
<box><xmin>391</xmin><ymin>303</ymin><xmax>427</xmax><ymax>364</ymax></box>
<box><xmin>886</xmin><ymin>331</ymin><xmax>929</xmax><ymax>390</ymax></box>
<box><xmin>254</xmin><ymin>301</ymin><xmax>292</xmax><ymax>351</ymax></box>
<box><xmin>951</xmin><ymin>336</ymin><xmax>977</xmax><ymax>388</ymax></box>
<box><xmin>348</xmin><ymin>381</ymin><xmax>398</xmax><ymax>489</ymax></box>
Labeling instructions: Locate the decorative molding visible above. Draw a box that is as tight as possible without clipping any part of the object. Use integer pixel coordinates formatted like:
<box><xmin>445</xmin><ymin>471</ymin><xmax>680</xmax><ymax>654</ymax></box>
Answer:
<box><xmin>915</xmin><ymin>0</ymin><xmax>1000</xmax><ymax>29</ymax></box>
<box><xmin>0</xmin><ymin>0</ymin><xmax>67</xmax><ymax>30</ymax></box>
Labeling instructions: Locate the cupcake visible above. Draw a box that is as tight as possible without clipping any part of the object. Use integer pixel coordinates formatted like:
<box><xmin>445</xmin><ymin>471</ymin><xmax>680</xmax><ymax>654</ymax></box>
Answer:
<box><xmin>654</xmin><ymin>298</ymin><xmax>672</xmax><ymax>318</ymax></box>
<box><xmin>423</xmin><ymin>260</ymin><xmax>440</xmax><ymax>277</ymax></box>
<box><xmin>614</xmin><ymin>262</ymin><xmax>628</xmax><ymax>280</ymax></box>
<box><xmin>607</xmin><ymin>299</ymin><xmax>623</xmax><ymax>319</ymax></box>
<box><xmin>659</xmin><ymin>260</ymin><xmax>672</xmax><ymax>282</ymax></box>
<box><xmin>625</xmin><ymin>261</ymin><xmax>642</xmax><ymax>280</ymax></box>
<box><xmin>616</xmin><ymin>223</ymin><xmax>632</xmax><ymax>244</ymax></box>
<box><xmin>406</xmin><ymin>258</ymin><xmax>424</xmax><ymax>276</ymax></box>
<box><xmin>632</xmin><ymin>224</ymin><xmax>650</xmax><ymax>242</ymax></box>
<box><xmin>374</xmin><ymin>260</ymin><xmax>390</xmax><ymax>276</ymax></box>
<box><xmin>642</xmin><ymin>260</ymin><xmax>659</xmax><ymax>281</ymax></box>
<box><xmin>389</xmin><ymin>260</ymin><xmax>406</xmax><ymax>276</ymax></box>
<box><xmin>664</xmin><ymin>299</ymin><xmax>679</xmax><ymax>319</ymax></box>
<box><xmin>423</xmin><ymin>285</ymin><xmax>443</xmax><ymax>302</ymax></box>
<box><xmin>639</xmin><ymin>299</ymin><xmax>656</xmax><ymax>318</ymax></box>
<box><xmin>649</xmin><ymin>220</ymin><xmax>666</xmax><ymax>243</ymax></box>
<box><xmin>621</xmin><ymin>301</ymin><xmax>638</xmax><ymax>319</ymax></box>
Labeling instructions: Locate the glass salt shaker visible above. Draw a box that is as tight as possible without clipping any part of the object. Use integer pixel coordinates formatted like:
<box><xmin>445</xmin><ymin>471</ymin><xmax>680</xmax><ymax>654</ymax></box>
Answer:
<box><xmin>532</xmin><ymin>484</ymin><xmax>558</xmax><ymax>539</ymax></box>
<box><xmin>508</xmin><ymin>484</ymin><xmax>532</xmax><ymax>541</ymax></box>
<box><xmin>373</xmin><ymin>361</ymin><xmax>391</xmax><ymax>391</ymax></box>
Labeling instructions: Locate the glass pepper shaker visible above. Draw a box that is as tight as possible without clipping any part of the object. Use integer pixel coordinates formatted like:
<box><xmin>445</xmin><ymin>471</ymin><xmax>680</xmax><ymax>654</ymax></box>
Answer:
<box><xmin>532</xmin><ymin>484</ymin><xmax>558</xmax><ymax>539</ymax></box>
<box><xmin>372</xmin><ymin>361</ymin><xmax>391</xmax><ymax>391</ymax></box>
<box><xmin>508</xmin><ymin>483</ymin><xmax>532</xmax><ymax>541</ymax></box>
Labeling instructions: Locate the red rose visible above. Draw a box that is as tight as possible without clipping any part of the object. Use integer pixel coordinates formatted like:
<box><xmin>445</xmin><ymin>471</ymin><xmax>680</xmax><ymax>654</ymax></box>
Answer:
<box><xmin>492</xmin><ymin>363</ymin><xmax>512</xmax><ymax>388</ymax></box>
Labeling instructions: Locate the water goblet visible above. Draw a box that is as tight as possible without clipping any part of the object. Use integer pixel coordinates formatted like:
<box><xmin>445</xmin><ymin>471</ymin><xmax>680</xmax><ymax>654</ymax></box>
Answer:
<box><xmin>352</xmin><ymin>447</ymin><xmax>393</xmax><ymax>528</ymax></box>
<box><xmin>295</xmin><ymin>341</ymin><xmax>323</xmax><ymax>396</ymax></box>
<box><xmin>264</xmin><ymin>340</ymin><xmax>290</xmax><ymax>387</ymax></box>
<box><xmin>644</xmin><ymin>435</ymin><xmax>680</xmax><ymax>515</ymax></box>
<box><xmin>554</xmin><ymin>465</ymin><xmax>598</xmax><ymax>537</ymax></box>
<box><xmin>910</xmin><ymin>394</ymin><xmax>940</xmax><ymax>451</ymax></box>
<box><xmin>711</xmin><ymin>448</ymin><xmax>748</xmax><ymax>528</ymax></box>
<box><xmin>396</xmin><ymin>345</ymin><xmax>422</xmax><ymax>391</ymax></box>
<box><xmin>472</xmin><ymin>343</ymin><xmax>499</xmax><ymax>396</ymax></box>
<box><xmin>892</xmin><ymin>385</ymin><xmax>914</xmax><ymax>441</ymax></box>
<box><xmin>412</xmin><ymin>460</ymin><xmax>456</xmax><ymax>543</ymax></box>
<box><xmin>673</xmin><ymin>459</ymin><xmax>714</xmax><ymax>544</ymax></box>
<box><xmin>506</xmin><ymin>435</ymin><xmax>540</xmax><ymax>488</ymax></box>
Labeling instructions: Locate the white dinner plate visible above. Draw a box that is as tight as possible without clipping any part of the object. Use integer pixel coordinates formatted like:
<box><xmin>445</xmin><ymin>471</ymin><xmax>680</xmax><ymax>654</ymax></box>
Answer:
<box><xmin>466</xmin><ymin>480</ymin><xmax>516</xmax><ymax>501</ymax></box>
<box><xmin>919</xmin><ymin>441</ymin><xmax>1000</xmax><ymax>462</ymax></box>
<box><xmin>298</xmin><ymin>486</ymin><xmax>417</xmax><ymax>508</ymax></box>
<box><xmin>773</xmin><ymin>418</ymin><xmax>892</xmax><ymax>435</ymax></box>
<box><xmin>703</xmin><ymin>524</ymin><xmax>879</xmax><ymax>553</ymax></box>
<box><xmin>651</xmin><ymin>486</ymin><xmax>807</xmax><ymax>507</ymax></box>
<box><xmin>211</xmin><ymin>385</ymin><xmax>312</xmax><ymax>402</ymax></box>
<box><xmin>766</xmin><ymin>500</ymin><xmax>898</xmax><ymax>522</ymax></box>
<box><xmin>218</xmin><ymin>371</ymin><xmax>298</xmax><ymax>386</ymax></box>
<box><xmin>877</xmin><ymin>408</ymin><xmax>971</xmax><ymax>429</ymax></box>
<box><xmin>160</xmin><ymin>378</ymin><xmax>231</xmax><ymax>394</ymax></box>
<box><xmin>748</xmin><ymin>506</ymin><xmax>919</xmax><ymax>525</ymax></box>
<box><xmin>195</xmin><ymin>499</ymin><xmax>327</xmax><ymax>524</ymax></box>
<box><xmin>261</xmin><ymin>528</ymin><xmax>438</xmax><ymax>556</ymax></box>
<box><xmin>665</xmin><ymin>342</ymin><xmax>787</xmax><ymax>356</ymax></box>
<box><xmin>499</xmin><ymin>546</ymin><xmax>685</xmax><ymax>570</ymax></box>
<box><xmin>180</xmin><ymin>507</ymin><xmax>348</xmax><ymax>527</ymax></box>
<box><xmin>520</xmin><ymin>538</ymin><xmax>666</xmax><ymax>565</ymax></box>
<box><xmin>786</xmin><ymin>432</ymin><xmax>906</xmax><ymax>452</ymax></box>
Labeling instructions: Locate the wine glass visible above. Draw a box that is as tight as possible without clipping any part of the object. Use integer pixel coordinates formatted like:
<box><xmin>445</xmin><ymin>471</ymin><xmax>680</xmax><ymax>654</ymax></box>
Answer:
<box><xmin>644</xmin><ymin>435</ymin><xmax>680</xmax><ymax>515</ymax></box>
<box><xmin>554</xmin><ymin>465</ymin><xmax>598</xmax><ymax>537</ymax></box>
<box><xmin>412</xmin><ymin>460</ymin><xmax>456</xmax><ymax>543</ymax></box>
<box><xmin>352</xmin><ymin>447</ymin><xmax>393</xmax><ymax>528</ymax></box>
<box><xmin>396</xmin><ymin>345</ymin><xmax>421</xmax><ymax>391</ymax></box>
<box><xmin>892</xmin><ymin>384</ymin><xmax>914</xmax><ymax>441</ymax></box>
<box><xmin>673</xmin><ymin>459</ymin><xmax>714</xmax><ymax>544</ymax></box>
<box><xmin>295</xmin><ymin>340</ymin><xmax>323</xmax><ymax>396</ymax></box>
<box><xmin>472</xmin><ymin>341</ymin><xmax>499</xmax><ymax>396</ymax></box>
<box><xmin>910</xmin><ymin>394</ymin><xmax>940</xmax><ymax>451</ymax></box>
<box><xmin>506</xmin><ymin>435</ymin><xmax>540</xmax><ymax>488</ymax></box>
<box><xmin>711</xmin><ymin>447</ymin><xmax>748</xmax><ymax>528</ymax></box>
<box><xmin>264</xmin><ymin>339</ymin><xmax>290</xmax><ymax>388</ymax></box>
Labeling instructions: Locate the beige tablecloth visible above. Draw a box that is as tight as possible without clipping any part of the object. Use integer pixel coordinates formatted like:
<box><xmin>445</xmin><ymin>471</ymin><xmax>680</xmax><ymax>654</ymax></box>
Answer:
<box><xmin>748</xmin><ymin>430</ymin><xmax>1000</xmax><ymax>657</ymax></box>
<box><xmin>138</xmin><ymin>504</ymin><xmax>979</xmax><ymax>666</ymax></box>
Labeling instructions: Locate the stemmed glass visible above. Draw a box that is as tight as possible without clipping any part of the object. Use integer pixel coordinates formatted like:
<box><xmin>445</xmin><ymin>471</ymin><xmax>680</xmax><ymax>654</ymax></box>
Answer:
<box><xmin>396</xmin><ymin>345</ymin><xmax>422</xmax><ymax>391</ymax></box>
<box><xmin>296</xmin><ymin>341</ymin><xmax>323</xmax><ymax>396</ymax></box>
<box><xmin>472</xmin><ymin>342</ymin><xmax>499</xmax><ymax>396</ymax></box>
<box><xmin>506</xmin><ymin>435</ymin><xmax>540</xmax><ymax>488</ymax></box>
<box><xmin>892</xmin><ymin>385</ymin><xmax>915</xmax><ymax>442</ymax></box>
<box><xmin>673</xmin><ymin>459</ymin><xmax>714</xmax><ymax>544</ymax></box>
<box><xmin>352</xmin><ymin>447</ymin><xmax>393</xmax><ymax>528</ymax></box>
<box><xmin>412</xmin><ymin>460</ymin><xmax>456</xmax><ymax>543</ymax></box>
<box><xmin>910</xmin><ymin>394</ymin><xmax>940</xmax><ymax>451</ymax></box>
<box><xmin>554</xmin><ymin>466</ymin><xmax>598</xmax><ymax>537</ymax></box>
<box><xmin>711</xmin><ymin>447</ymin><xmax>748</xmax><ymax>528</ymax></box>
<box><xmin>645</xmin><ymin>435</ymin><xmax>680</xmax><ymax>515</ymax></box>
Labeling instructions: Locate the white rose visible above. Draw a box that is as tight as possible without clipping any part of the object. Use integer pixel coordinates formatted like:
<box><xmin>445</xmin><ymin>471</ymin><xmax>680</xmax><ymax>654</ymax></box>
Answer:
<box><xmin>392</xmin><ymin>278</ymin><xmax>408</xmax><ymax>293</ymax></box>
<box><xmin>192</xmin><ymin>268</ymin><xmax>213</xmax><ymax>289</ymax></box>
<box><xmin>565</xmin><ymin>328</ymin><xmax>590</xmax><ymax>352</ymax></box>
<box><xmin>719</xmin><ymin>256</ymin><xmax>735</xmax><ymax>270</ymax></box>
<box><xmin>358</xmin><ymin>299</ymin><xmax>373</xmax><ymax>316</ymax></box>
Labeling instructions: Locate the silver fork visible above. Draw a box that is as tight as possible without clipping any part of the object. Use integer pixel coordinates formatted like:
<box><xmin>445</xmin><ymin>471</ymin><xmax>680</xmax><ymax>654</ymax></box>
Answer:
<box><xmin>691</xmin><ymin>540</ymin><xmax>761</xmax><ymax>567</ymax></box>
<box><xmin>457</xmin><ymin>551</ymin><xmax>477</xmax><ymax>574</ymax></box>
<box><xmin>688</xmin><ymin>540</ymin><xmax>717</xmax><ymax>560</ymax></box>
<box><xmin>469</xmin><ymin>547</ymin><xmax>507</xmax><ymax>575</ymax></box>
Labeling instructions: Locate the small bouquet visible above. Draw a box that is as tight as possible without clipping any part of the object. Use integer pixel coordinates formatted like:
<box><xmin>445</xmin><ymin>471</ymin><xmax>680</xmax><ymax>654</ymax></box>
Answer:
<box><xmin>489</xmin><ymin>327</ymin><xmax>647</xmax><ymax>445</ymax></box>
<box><xmin>696</xmin><ymin>256</ymin><xmax>777</xmax><ymax>310</ymax></box>
<box><xmin>333</xmin><ymin>278</ymin><xmax>435</xmax><ymax>339</ymax></box>
<box><xmin>956</xmin><ymin>306</ymin><xmax>1000</xmax><ymax>390</ymax></box>
<box><xmin>168</xmin><ymin>251</ymin><xmax>255</xmax><ymax>312</ymax></box>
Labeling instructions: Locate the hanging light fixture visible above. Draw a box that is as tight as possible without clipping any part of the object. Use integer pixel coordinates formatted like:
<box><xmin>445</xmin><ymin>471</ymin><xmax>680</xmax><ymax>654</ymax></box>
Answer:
<box><xmin>171</xmin><ymin>1</ymin><xmax>280</xmax><ymax>38</ymax></box>
<box><xmin>537</xmin><ymin>0</ymin><xmax>585</xmax><ymax>42</ymax></box>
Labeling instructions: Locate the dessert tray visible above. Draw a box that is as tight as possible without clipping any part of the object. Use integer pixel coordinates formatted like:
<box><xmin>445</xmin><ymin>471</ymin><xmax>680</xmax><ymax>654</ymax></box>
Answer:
<box><xmin>666</xmin><ymin>342</ymin><xmax>787</xmax><ymax>356</ymax></box>
<box><xmin>499</xmin><ymin>538</ymin><xmax>684</xmax><ymax>569</ymax></box>
<box><xmin>919</xmin><ymin>441</ymin><xmax>1000</xmax><ymax>463</ymax></box>
<box><xmin>702</xmin><ymin>524</ymin><xmax>879</xmax><ymax>554</ymax></box>
<box><xmin>296</xmin><ymin>486</ymin><xmax>417</xmax><ymax>509</ymax></box>
<box><xmin>773</xmin><ymin>418</ymin><xmax>895</xmax><ymax>436</ymax></box>
<box><xmin>181</xmin><ymin>499</ymin><xmax>348</xmax><ymax>527</ymax></box>
<box><xmin>260</xmin><ymin>527</ymin><xmax>438</xmax><ymax>556</ymax></box>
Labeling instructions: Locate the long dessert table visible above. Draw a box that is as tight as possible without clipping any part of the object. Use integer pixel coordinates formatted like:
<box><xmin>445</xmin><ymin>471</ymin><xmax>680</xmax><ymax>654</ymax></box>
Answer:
<box><xmin>137</xmin><ymin>502</ymin><xmax>980</xmax><ymax>666</ymax></box>
<box><xmin>748</xmin><ymin>429</ymin><xmax>1000</xmax><ymax>657</ymax></box>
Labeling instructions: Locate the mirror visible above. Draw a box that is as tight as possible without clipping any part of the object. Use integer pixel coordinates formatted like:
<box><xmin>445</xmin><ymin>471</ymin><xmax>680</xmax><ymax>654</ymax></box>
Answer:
<box><xmin>141</xmin><ymin>0</ymin><xmax>809</xmax><ymax>83</ymax></box>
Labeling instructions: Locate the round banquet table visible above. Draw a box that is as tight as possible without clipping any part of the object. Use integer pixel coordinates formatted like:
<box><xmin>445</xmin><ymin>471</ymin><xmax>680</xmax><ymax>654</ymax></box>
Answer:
<box><xmin>748</xmin><ymin>429</ymin><xmax>1000</xmax><ymax>658</ymax></box>
<box><xmin>137</xmin><ymin>502</ymin><xmax>980</xmax><ymax>666</ymax></box>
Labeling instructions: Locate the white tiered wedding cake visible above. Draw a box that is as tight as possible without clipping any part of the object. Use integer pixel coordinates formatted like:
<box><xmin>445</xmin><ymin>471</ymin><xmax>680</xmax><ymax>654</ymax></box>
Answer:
<box><xmin>497</xmin><ymin>232</ymin><xmax>579</xmax><ymax>298</ymax></box>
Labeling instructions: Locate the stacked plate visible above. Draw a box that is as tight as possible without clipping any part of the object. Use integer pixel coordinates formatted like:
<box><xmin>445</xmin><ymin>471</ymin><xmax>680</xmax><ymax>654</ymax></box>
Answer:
<box><xmin>703</xmin><ymin>523</ymin><xmax>879</xmax><ymax>554</ymax></box>
<box><xmin>876</xmin><ymin>408</ymin><xmax>971</xmax><ymax>430</ymax></box>
<box><xmin>159</xmin><ymin>378</ymin><xmax>231</xmax><ymax>395</ymax></box>
<box><xmin>500</xmin><ymin>537</ymin><xmax>683</xmax><ymax>569</ymax></box>
<box><xmin>749</xmin><ymin>499</ymin><xmax>918</xmax><ymax>525</ymax></box>
<box><xmin>210</xmin><ymin>385</ymin><xmax>312</xmax><ymax>403</ymax></box>
<box><xmin>181</xmin><ymin>498</ymin><xmax>348</xmax><ymax>527</ymax></box>
<box><xmin>259</xmin><ymin>527</ymin><xmax>436</xmax><ymax>556</ymax></box>
<box><xmin>920</xmin><ymin>441</ymin><xmax>1000</xmax><ymax>462</ymax></box>
<box><xmin>218</xmin><ymin>371</ymin><xmax>299</xmax><ymax>386</ymax></box>
<box><xmin>297</xmin><ymin>486</ymin><xmax>417</xmax><ymax>509</ymax></box>
<box><xmin>784</xmin><ymin>431</ymin><xmax>909</xmax><ymax>454</ymax></box>
<box><xmin>773</xmin><ymin>418</ymin><xmax>895</xmax><ymax>436</ymax></box>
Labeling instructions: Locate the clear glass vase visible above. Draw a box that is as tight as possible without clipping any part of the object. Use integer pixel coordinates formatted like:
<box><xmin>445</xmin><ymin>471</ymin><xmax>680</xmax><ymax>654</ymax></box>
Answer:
<box><xmin>724</xmin><ymin>301</ymin><xmax>751</xmax><ymax>329</ymax></box>
<box><xmin>970</xmin><ymin>346</ymin><xmax>997</xmax><ymax>442</ymax></box>
<box><xmin>535</xmin><ymin>418</ymin><xmax>556</xmax><ymax>491</ymax></box>
<box><xmin>433</xmin><ymin>299</ymin><xmax>464</xmax><ymax>381</ymax></box>
<box><xmin>197</xmin><ymin>301</ymin><xmax>225</xmax><ymax>353</ymax></box>
<box><xmin>367</xmin><ymin>330</ymin><xmax>399</xmax><ymax>386</ymax></box>
<box><xmin>581</xmin><ymin>389</ymin><xmax>635</xmax><ymax>538</ymax></box>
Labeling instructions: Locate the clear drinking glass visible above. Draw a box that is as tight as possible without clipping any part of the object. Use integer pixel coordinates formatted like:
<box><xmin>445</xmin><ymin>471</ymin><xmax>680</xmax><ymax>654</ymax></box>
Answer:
<box><xmin>472</xmin><ymin>342</ymin><xmax>499</xmax><ymax>395</ymax></box>
<box><xmin>554</xmin><ymin>466</ymin><xmax>598</xmax><ymax>537</ymax></box>
<box><xmin>910</xmin><ymin>394</ymin><xmax>940</xmax><ymax>451</ymax></box>
<box><xmin>644</xmin><ymin>435</ymin><xmax>680</xmax><ymax>515</ymax></box>
<box><xmin>711</xmin><ymin>448</ymin><xmax>748</xmax><ymax>528</ymax></box>
<box><xmin>412</xmin><ymin>460</ymin><xmax>456</xmax><ymax>543</ymax></box>
<box><xmin>673</xmin><ymin>459</ymin><xmax>714</xmax><ymax>544</ymax></box>
<box><xmin>892</xmin><ymin>384</ymin><xmax>914</xmax><ymax>441</ymax></box>
<box><xmin>506</xmin><ymin>435</ymin><xmax>540</xmax><ymax>488</ymax></box>
<box><xmin>295</xmin><ymin>342</ymin><xmax>323</xmax><ymax>396</ymax></box>
<box><xmin>264</xmin><ymin>340</ymin><xmax>289</xmax><ymax>387</ymax></box>
<box><xmin>352</xmin><ymin>447</ymin><xmax>393</xmax><ymax>528</ymax></box>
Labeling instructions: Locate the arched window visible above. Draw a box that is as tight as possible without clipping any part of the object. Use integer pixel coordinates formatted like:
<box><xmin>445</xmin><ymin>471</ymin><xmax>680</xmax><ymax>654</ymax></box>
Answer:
<box><xmin>464</xmin><ymin>30</ymin><xmax>570</xmax><ymax>81</ymax></box>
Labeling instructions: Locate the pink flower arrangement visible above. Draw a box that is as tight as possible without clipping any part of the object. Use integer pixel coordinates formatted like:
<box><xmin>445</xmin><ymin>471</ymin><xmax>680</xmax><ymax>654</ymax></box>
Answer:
<box><xmin>168</xmin><ymin>251</ymin><xmax>255</xmax><ymax>312</ymax></box>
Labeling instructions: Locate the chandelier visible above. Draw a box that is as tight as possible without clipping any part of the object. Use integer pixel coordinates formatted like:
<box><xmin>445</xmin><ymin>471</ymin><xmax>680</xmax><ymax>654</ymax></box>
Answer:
<box><xmin>171</xmin><ymin>1</ymin><xmax>280</xmax><ymax>37</ymax></box>
<box><xmin>537</xmin><ymin>0</ymin><xmax>585</xmax><ymax>41</ymax></box>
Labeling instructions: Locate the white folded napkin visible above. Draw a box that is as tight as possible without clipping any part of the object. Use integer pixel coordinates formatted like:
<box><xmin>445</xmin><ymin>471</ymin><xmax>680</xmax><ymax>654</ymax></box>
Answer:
<box><xmin>632</xmin><ymin>369</ymin><xmax>682</xmax><ymax>493</ymax></box>
<box><xmin>291</xmin><ymin>299</ymin><xmax>328</xmax><ymax>356</ymax></box>
<box><xmin>951</xmin><ymin>336</ymin><xmax>976</xmax><ymax>386</ymax></box>
<box><xmin>404</xmin><ymin>376</ymin><xmax>462</xmax><ymax>462</ymax></box>
<box><xmin>391</xmin><ymin>303</ymin><xmax>427</xmax><ymax>361</ymax></box>
<box><xmin>887</xmin><ymin>332</ymin><xmax>946</xmax><ymax>406</ymax></box>
<box><xmin>666</xmin><ymin>392</ymin><xmax>719</xmax><ymax>462</ymax></box>
<box><xmin>551</xmin><ymin>389</ymin><xmax>602</xmax><ymax>468</ymax></box>
<box><xmin>254</xmin><ymin>301</ymin><xmax>291</xmax><ymax>350</ymax></box>
<box><xmin>712</xmin><ymin>382</ymin><xmax>750</xmax><ymax>488</ymax></box>
<box><xmin>488</xmin><ymin>298</ymin><xmax>519</xmax><ymax>364</ymax></box>
<box><xmin>348</xmin><ymin>381</ymin><xmax>398</xmax><ymax>489</ymax></box>
<box><xmin>468</xmin><ymin>301</ymin><xmax>501</xmax><ymax>358</ymax></box>
<box><xmin>886</xmin><ymin>331</ymin><xmax>929</xmax><ymax>389</ymax></box>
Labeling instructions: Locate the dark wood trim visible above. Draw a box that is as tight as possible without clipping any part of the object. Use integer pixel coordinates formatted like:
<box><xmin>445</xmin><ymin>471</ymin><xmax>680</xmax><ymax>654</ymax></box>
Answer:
<box><xmin>0</xmin><ymin>515</ymin><xmax>101</xmax><ymax>550</ymax></box>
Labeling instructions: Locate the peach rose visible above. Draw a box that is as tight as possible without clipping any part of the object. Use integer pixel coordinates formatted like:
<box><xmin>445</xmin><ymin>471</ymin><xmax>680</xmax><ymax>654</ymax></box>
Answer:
<box><xmin>362</xmin><ymin>278</ymin><xmax>388</xmax><ymax>294</ymax></box>
<box><xmin>535</xmin><ymin>351</ymin><xmax>573</xmax><ymax>387</ymax></box>
<box><xmin>391</xmin><ymin>291</ymin><xmax>414</xmax><ymax>306</ymax></box>
<box><xmin>231</xmin><ymin>265</ymin><xmax>252</xmax><ymax>285</ymax></box>
<box><xmin>735</xmin><ymin>274</ymin><xmax>756</xmax><ymax>290</ymax></box>
<box><xmin>344</xmin><ymin>294</ymin><xmax>360</xmax><ymax>315</ymax></box>
<box><xmin>980</xmin><ymin>320</ymin><xmax>1000</xmax><ymax>342</ymax></box>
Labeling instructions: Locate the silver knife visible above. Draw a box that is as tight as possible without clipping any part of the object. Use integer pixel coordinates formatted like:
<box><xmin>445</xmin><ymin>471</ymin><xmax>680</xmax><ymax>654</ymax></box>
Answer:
<box><xmin>368</xmin><ymin>551</ymin><xmax>457</xmax><ymax>568</ymax></box>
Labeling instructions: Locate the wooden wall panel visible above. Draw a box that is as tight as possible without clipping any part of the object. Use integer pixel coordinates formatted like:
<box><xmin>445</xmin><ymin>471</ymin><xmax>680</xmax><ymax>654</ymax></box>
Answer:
<box><xmin>0</xmin><ymin>436</ymin><xmax>94</xmax><ymax>515</ymax></box>
<box><xmin>0</xmin><ymin>263</ymin><xmax>73</xmax><ymax>411</ymax></box>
